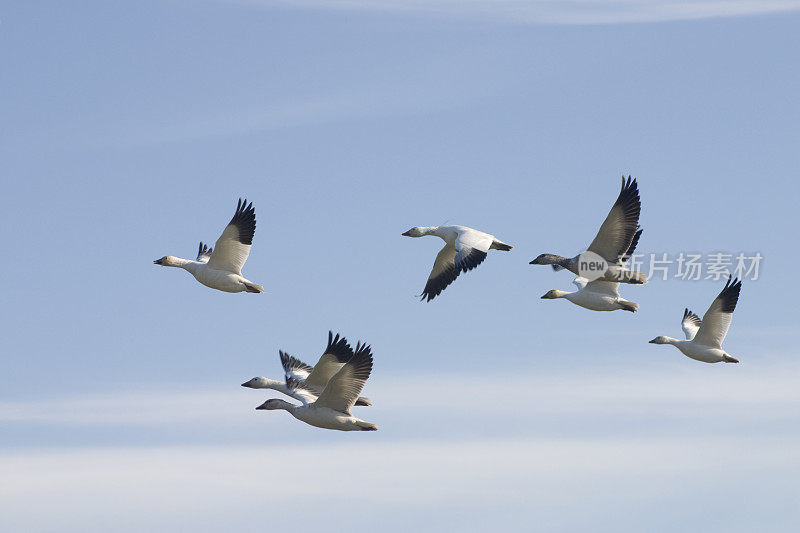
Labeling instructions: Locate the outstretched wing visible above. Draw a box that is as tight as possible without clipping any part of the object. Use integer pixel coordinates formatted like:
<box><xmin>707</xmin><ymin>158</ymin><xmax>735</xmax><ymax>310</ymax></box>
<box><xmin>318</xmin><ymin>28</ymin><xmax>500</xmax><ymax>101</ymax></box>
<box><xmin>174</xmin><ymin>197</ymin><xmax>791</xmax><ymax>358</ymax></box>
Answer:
<box><xmin>303</xmin><ymin>332</ymin><xmax>353</xmax><ymax>390</ymax></box>
<box><xmin>578</xmin><ymin>226</ymin><xmax>641</xmax><ymax>296</ymax></box>
<box><xmin>681</xmin><ymin>308</ymin><xmax>702</xmax><ymax>340</ymax></box>
<box><xmin>206</xmin><ymin>198</ymin><xmax>256</xmax><ymax>274</ymax></box>
<box><xmin>421</xmin><ymin>229</ymin><xmax>494</xmax><ymax>302</ymax></box>
<box><xmin>421</xmin><ymin>242</ymin><xmax>459</xmax><ymax>302</ymax></box>
<box><xmin>693</xmin><ymin>277</ymin><xmax>742</xmax><ymax>348</ymax></box>
<box><xmin>582</xmin><ymin>279</ymin><xmax>620</xmax><ymax>296</ymax></box>
<box><xmin>453</xmin><ymin>229</ymin><xmax>492</xmax><ymax>273</ymax></box>
<box><xmin>587</xmin><ymin>177</ymin><xmax>641</xmax><ymax>263</ymax></box>
<box><xmin>196</xmin><ymin>242</ymin><xmax>213</xmax><ymax>263</ymax></box>
<box><xmin>279</xmin><ymin>350</ymin><xmax>314</xmax><ymax>382</ymax></box>
<box><xmin>314</xmin><ymin>342</ymin><xmax>374</xmax><ymax>414</ymax></box>
<box><xmin>285</xmin><ymin>376</ymin><xmax>319</xmax><ymax>406</ymax></box>
<box><xmin>619</xmin><ymin>227</ymin><xmax>643</xmax><ymax>266</ymax></box>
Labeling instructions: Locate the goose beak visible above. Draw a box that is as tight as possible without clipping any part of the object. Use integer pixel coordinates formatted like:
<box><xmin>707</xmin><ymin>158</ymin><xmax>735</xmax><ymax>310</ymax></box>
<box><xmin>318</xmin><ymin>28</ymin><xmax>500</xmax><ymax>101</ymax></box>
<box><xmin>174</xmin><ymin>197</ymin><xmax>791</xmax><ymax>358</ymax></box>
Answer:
<box><xmin>153</xmin><ymin>259</ymin><xmax>163</xmax><ymax>265</ymax></box>
<box><xmin>241</xmin><ymin>382</ymin><xmax>251</xmax><ymax>387</ymax></box>
<box><xmin>648</xmin><ymin>339</ymin><xmax>657</xmax><ymax>343</ymax></box>
<box><xmin>255</xmin><ymin>404</ymin><xmax>267</xmax><ymax>410</ymax></box>
<box><xmin>401</xmin><ymin>230</ymin><xmax>412</xmax><ymax>237</ymax></box>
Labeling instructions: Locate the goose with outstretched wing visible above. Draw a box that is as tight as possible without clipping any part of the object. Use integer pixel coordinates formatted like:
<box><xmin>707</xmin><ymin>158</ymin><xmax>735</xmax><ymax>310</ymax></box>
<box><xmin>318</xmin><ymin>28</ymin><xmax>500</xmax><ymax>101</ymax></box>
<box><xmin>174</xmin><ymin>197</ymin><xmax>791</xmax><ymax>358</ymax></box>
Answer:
<box><xmin>256</xmin><ymin>342</ymin><xmax>377</xmax><ymax>431</ymax></box>
<box><xmin>649</xmin><ymin>277</ymin><xmax>742</xmax><ymax>363</ymax></box>
<box><xmin>530</xmin><ymin>176</ymin><xmax>647</xmax><ymax>285</ymax></box>
<box><xmin>154</xmin><ymin>198</ymin><xmax>264</xmax><ymax>293</ymax></box>
<box><xmin>402</xmin><ymin>225</ymin><xmax>513</xmax><ymax>302</ymax></box>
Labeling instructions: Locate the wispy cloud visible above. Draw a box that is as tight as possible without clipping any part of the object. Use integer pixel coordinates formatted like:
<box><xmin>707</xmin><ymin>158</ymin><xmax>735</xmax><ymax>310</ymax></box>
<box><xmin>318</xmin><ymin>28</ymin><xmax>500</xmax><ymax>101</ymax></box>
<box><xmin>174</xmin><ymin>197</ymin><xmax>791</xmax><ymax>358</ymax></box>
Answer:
<box><xmin>4</xmin><ymin>366</ymin><xmax>800</xmax><ymax>530</ymax></box>
<box><xmin>91</xmin><ymin>80</ymin><xmax>478</xmax><ymax>147</ymax></box>
<box><xmin>3</xmin><ymin>364</ymin><xmax>799</xmax><ymax>427</ymax></box>
<box><xmin>232</xmin><ymin>0</ymin><xmax>800</xmax><ymax>24</ymax></box>
<box><xmin>3</xmin><ymin>436</ymin><xmax>799</xmax><ymax>532</ymax></box>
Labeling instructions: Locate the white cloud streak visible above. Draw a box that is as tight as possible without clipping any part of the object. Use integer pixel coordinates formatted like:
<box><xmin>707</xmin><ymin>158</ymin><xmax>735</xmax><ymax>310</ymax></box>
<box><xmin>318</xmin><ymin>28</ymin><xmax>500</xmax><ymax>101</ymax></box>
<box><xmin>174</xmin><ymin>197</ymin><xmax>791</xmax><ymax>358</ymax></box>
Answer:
<box><xmin>4</xmin><ymin>366</ymin><xmax>800</xmax><ymax>531</ymax></box>
<box><xmin>3</xmin><ymin>437</ymin><xmax>799</xmax><ymax>532</ymax></box>
<box><xmin>93</xmin><ymin>81</ymin><xmax>476</xmax><ymax>147</ymax></box>
<box><xmin>233</xmin><ymin>0</ymin><xmax>800</xmax><ymax>25</ymax></box>
<box><xmin>3</xmin><ymin>365</ymin><xmax>799</xmax><ymax>427</ymax></box>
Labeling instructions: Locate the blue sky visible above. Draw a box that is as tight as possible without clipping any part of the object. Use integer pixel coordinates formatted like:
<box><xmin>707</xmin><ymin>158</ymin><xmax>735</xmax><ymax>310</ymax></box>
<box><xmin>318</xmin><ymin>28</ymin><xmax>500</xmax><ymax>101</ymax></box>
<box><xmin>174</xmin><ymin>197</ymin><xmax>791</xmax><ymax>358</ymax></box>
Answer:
<box><xmin>2</xmin><ymin>1</ymin><xmax>800</xmax><ymax>531</ymax></box>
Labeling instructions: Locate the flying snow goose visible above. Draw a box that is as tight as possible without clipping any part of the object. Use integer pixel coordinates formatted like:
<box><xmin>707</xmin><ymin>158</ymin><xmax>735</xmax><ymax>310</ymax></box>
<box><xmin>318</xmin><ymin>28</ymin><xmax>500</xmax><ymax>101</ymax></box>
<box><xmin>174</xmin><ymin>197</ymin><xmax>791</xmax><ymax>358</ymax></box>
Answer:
<box><xmin>241</xmin><ymin>331</ymin><xmax>372</xmax><ymax>406</ymax></box>
<box><xmin>540</xmin><ymin>228</ymin><xmax>642</xmax><ymax>312</ymax></box>
<box><xmin>256</xmin><ymin>341</ymin><xmax>377</xmax><ymax>431</ymax></box>
<box><xmin>154</xmin><ymin>198</ymin><xmax>264</xmax><ymax>293</ymax></box>
<box><xmin>649</xmin><ymin>277</ymin><xmax>742</xmax><ymax>363</ymax></box>
<box><xmin>402</xmin><ymin>225</ymin><xmax>513</xmax><ymax>302</ymax></box>
<box><xmin>530</xmin><ymin>176</ymin><xmax>647</xmax><ymax>284</ymax></box>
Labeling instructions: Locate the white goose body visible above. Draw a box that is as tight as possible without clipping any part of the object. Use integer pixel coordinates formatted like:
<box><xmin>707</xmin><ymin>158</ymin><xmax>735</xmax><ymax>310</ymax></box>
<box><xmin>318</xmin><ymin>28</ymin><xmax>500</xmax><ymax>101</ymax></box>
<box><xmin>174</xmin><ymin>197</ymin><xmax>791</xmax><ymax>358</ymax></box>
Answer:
<box><xmin>402</xmin><ymin>224</ymin><xmax>513</xmax><ymax>302</ymax></box>
<box><xmin>653</xmin><ymin>339</ymin><xmax>730</xmax><ymax>364</ymax></box>
<box><xmin>154</xmin><ymin>199</ymin><xmax>264</xmax><ymax>293</ymax></box>
<box><xmin>649</xmin><ymin>278</ymin><xmax>742</xmax><ymax>364</ymax></box>
<box><xmin>278</xmin><ymin>403</ymin><xmax>373</xmax><ymax>431</ymax></box>
<box><xmin>551</xmin><ymin>282</ymin><xmax>637</xmax><ymax>312</ymax></box>
<box><xmin>257</xmin><ymin>342</ymin><xmax>377</xmax><ymax>432</ymax></box>
<box><xmin>177</xmin><ymin>259</ymin><xmax>258</xmax><ymax>293</ymax></box>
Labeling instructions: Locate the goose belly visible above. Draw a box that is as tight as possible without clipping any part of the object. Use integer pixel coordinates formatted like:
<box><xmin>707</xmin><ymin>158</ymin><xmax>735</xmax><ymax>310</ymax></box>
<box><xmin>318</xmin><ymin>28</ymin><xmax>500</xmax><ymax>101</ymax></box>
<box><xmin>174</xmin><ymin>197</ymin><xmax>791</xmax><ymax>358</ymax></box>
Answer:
<box><xmin>566</xmin><ymin>292</ymin><xmax>620</xmax><ymax>311</ymax></box>
<box><xmin>193</xmin><ymin>268</ymin><xmax>244</xmax><ymax>293</ymax></box>
<box><xmin>676</xmin><ymin>342</ymin><xmax>726</xmax><ymax>363</ymax></box>
<box><xmin>294</xmin><ymin>407</ymin><xmax>363</xmax><ymax>431</ymax></box>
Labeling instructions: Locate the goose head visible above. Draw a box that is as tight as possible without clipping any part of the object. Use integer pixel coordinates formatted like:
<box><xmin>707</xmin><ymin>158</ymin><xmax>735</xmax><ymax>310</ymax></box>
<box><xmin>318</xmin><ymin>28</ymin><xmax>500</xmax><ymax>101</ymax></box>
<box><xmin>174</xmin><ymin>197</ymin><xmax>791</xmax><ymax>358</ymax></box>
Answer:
<box><xmin>241</xmin><ymin>377</ymin><xmax>269</xmax><ymax>388</ymax></box>
<box><xmin>402</xmin><ymin>226</ymin><xmax>433</xmax><ymax>237</ymax></box>
<box><xmin>540</xmin><ymin>289</ymin><xmax>568</xmax><ymax>299</ymax></box>
<box><xmin>648</xmin><ymin>336</ymin><xmax>671</xmax><ymax>345</ymax></box>
<box><xmin>153</xmin><ymin>255</ymin><xmax>180</xmax><ymax>267</ymax></box>
<box><xmin>529</xmin><ymin>253</ymin><xmax>563</xmax><ymax>266</ymax></box>
<box><xmin>256</xmin><ymin>399</ymin><xmax>289</xmax><ymax>410</ymax></box>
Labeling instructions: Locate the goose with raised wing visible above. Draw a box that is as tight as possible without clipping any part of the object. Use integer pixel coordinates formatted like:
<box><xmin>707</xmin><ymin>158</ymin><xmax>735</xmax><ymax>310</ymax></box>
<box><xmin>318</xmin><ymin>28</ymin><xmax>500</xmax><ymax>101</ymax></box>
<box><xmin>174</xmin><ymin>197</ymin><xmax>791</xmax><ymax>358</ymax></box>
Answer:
<box><xmin>256</xmin><ymin>341</ymin><xmax>377</xmax><ymax>431</ymax></box>
<box><xmin>154</xmin><ymin>199</ymin><xmax>264</xmax><ymax>293</ymax></box>
<box><xmin>649</xmin><ymin>277</ymin><xmax>742</xmax><ymax>363</ymax></box>
<box><xmin>241</xmin><ymin>331</ymin><xmax>372</xmax><ymax>406</ymax></box>
<box><xmin>402</xmin><ymin>225</ymin><xmax>513</xmax><ymax>302</ymax></box>
<box><xmin>540</xmin><ymin>228</ymin><xmax>642</xmax><ymax>312</ymax></box>
<box><xmin>530</xmin><ymin>176</ymin><xmax>647</xmax><ymax>284</ymax></box>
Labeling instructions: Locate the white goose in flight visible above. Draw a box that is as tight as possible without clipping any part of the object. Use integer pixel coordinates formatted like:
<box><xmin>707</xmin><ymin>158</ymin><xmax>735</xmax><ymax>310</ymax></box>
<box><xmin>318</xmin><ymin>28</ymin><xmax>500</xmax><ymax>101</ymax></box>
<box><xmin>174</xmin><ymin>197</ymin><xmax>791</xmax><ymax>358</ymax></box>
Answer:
<box><xmin>649</xmin><ymin>277</ymin><xmax>742</xmax><ymax>363</ymax></box>
<box><xmin>241</xmin><ymin>331</ymin><xmax>372</xmax><ymax>406</ymax></box>
<box><xmin>154</xmin><ymin>199</ymin><xmax>264</xmax><ymax>293</ymax></box>
<box><xmin>256</xmin><ymin>341</ymin><xmax>377</xmax><ymax>431</ymax></box>
<box><xmin>530</xmin><ymin>176</ymin><xmax>647</xmax><ymax>284</ymax></box>
<box><xmin>540</xmin><ymin>228</ymin><xmax>642</xmax><ymax>312</ymax></box>
<box><xmin>402</xmin><ymin>225</ymin><xmax>513</xmax><ymax>302</ymax></box>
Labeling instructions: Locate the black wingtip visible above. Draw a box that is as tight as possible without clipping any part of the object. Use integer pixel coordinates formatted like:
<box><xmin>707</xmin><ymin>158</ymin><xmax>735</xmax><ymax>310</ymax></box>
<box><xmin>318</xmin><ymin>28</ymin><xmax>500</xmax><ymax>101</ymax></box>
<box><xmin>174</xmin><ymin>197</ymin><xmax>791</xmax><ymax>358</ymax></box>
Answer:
<box><xmin>622</xmin><ymin>227</ymin><xmax>643</xmax><ymax>262</ymax></box>
<box><xmin>420</xmin><ymin>262</ymin><xmax>460</xmax><ymax>303</ymax></box>
<box><xmin>228</xmin><ymin>198</ymin><xmax>256</xmax><ymax>246</ymax></box>
<box><xmin>350</xmin><ymin>341</ymin><xmax>374</xmax><ymax>379</ymax></box>
<box><xmin>716</xmin><ymin>276</ymin><xmax>742</xmax><ymax>314</ymax></box>
<box><xmin>325</xmin><ymin>331</ymin><xmax>353</xmax><ymax>361</ymax></box>
<box><xmin>455</xmin><ymin>249</ymin><xmax>487</xmax><ymax>273</ymax></box>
